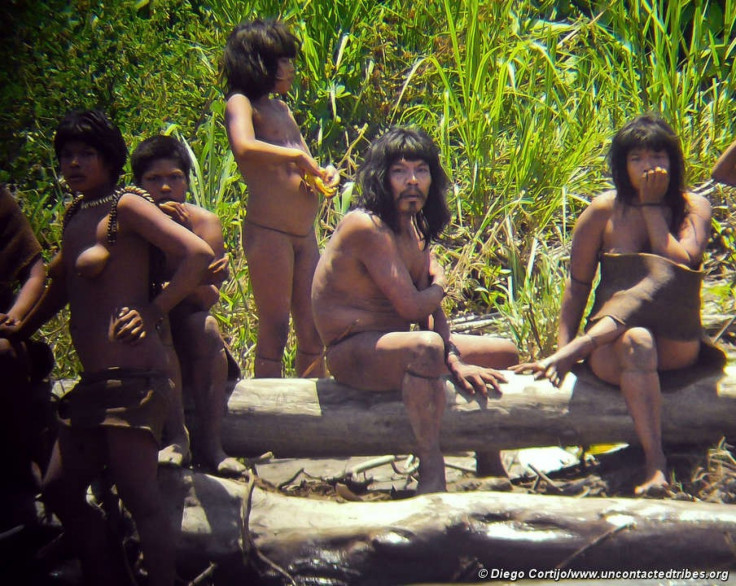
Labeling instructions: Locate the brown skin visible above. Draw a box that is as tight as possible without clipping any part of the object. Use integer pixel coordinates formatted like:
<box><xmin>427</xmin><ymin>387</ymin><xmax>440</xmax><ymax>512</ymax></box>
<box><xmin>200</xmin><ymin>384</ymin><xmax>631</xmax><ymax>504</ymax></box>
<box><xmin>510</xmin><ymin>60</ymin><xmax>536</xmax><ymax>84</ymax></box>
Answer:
<box><xmin>140</xmin><ymin>158</ymin><xmax>246</xmax><ymax>477</ymax></box>
<box><xmin>312</xmin><ymin>158</ymin><xmax>518</xmax><ymax>494</ymax></box>
<box><xmin>15</xmin><ymin>141</ymin><xmax>213</xmax><ymax>586</ymax></box>
<box><xmin>513</xmin><ymin>148</ymin><xmax>712</xmax><ymax>496</ymax></box>
<box><xmin>225</xmin><ymin>57</ymin><xmax>338</xmax><ymax>378</ymax></box>
<box><xmin>712</xmin><ymin>137</ymin><xmax>736</xmax><ymax>186</ymax></box>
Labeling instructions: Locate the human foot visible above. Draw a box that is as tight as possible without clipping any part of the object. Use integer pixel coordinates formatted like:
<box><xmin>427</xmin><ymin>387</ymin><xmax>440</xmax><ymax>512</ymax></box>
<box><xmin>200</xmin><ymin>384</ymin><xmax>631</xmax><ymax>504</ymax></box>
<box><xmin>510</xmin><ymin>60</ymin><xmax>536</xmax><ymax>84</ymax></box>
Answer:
<box><xmin>158</xmin><ymin>442</ymin><xmax>192</xmax><ymax>468</ymax></box>
<box><xmin>415</xmin><ymin>452</ymin><xmax>447</xmax><ymax>495</ymax></box>
<box><xmin>634</xmin><ymin>469</ymin><xmax>669</xmax><ymax>497</ymax></box>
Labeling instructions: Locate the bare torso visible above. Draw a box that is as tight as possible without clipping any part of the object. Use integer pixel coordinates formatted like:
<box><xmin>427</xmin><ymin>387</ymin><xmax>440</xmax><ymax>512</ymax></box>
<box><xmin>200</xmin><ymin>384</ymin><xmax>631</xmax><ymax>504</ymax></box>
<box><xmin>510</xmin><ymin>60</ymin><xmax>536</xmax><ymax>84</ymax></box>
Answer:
<box><xmin>63</xmin><ymin>200</ymin><xmax>169</xmax><ymax>373</ymax></box>
<box><xmin>312</xmin><ymin>210</ymin><xmax>430</xmax><ymax>345</ymax></box>
<box><xmin>229</xmin><ymin>93</ymin><xmax>318</xmax><ymax>236</ymax></box>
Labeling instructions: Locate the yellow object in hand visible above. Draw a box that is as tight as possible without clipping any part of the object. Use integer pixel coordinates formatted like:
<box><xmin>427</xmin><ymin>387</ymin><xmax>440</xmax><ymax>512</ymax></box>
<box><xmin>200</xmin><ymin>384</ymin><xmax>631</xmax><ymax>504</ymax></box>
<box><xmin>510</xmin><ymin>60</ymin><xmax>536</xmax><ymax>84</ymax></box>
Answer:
<box><xmin>305</xmin><ymin>172</ymin><xmax>338</xmax><ymax>198</ymax></box>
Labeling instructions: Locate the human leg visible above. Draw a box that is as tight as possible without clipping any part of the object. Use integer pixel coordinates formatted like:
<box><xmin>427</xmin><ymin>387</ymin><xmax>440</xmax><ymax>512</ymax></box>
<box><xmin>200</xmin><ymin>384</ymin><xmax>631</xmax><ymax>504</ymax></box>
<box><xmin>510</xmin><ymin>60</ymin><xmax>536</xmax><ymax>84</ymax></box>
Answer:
<box><xmin>174</xmin><ymin>310</ymin><xmax>245</xmax><ymax>476</ymax></box>
<box><xmin>589</xmin><ymin>327</ymin><xmax>668</xmax><ymax>495</ymax></box>
<box><xmin>157</xmin><ymin>322</ymin><xmax>190</xmax><ymax>467</ymax></box>
<box><xmin>450</xmin><ymin>334</ymin><xmax>518</xmax><ymax>477</ymax></box>
<box><xmin>291</xmin><ymin>231</ymin><xmax>325</xmax><ymax>377</ymax></box>
<box><xmin>327</xmin><ymin>330</ymin><xmax>447</xmax><ymax>493</ymax></box>
<box><xmin>107</xmin><ymin>427</ymin><xmax>175</xmax><ymax>586</ymax></box>
<box><xmin>243</xmin><ymin>222</ymin><xmax>295</xmax><ymax>377</ymax></box>
<box><xmin>42</xmin><ymin>427</ymin><xmax>134</xmax><ymax>585</ymax></box>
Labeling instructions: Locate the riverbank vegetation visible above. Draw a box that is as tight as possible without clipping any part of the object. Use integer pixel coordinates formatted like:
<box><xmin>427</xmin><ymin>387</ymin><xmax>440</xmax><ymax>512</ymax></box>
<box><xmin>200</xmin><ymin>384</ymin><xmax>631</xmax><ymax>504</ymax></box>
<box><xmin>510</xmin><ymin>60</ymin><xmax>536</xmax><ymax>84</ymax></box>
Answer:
<box><xmin>2</xmin><ymin>0</ymin><xmax>734</xmax><ymax>376</ymax></box>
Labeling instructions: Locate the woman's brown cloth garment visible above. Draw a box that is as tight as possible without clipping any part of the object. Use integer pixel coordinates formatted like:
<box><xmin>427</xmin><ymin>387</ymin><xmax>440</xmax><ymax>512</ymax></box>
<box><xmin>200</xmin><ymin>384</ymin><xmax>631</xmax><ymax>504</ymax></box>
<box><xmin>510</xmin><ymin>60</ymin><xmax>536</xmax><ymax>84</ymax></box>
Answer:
<box><xmin>57</xmin><ymin>368</ymin><xmax>170</xmax><ymax>444</ymax></box>
<box><xmin>587</xmin><ymin>252</ymin><xmax>702</xmax><ymax>340</ymax></box>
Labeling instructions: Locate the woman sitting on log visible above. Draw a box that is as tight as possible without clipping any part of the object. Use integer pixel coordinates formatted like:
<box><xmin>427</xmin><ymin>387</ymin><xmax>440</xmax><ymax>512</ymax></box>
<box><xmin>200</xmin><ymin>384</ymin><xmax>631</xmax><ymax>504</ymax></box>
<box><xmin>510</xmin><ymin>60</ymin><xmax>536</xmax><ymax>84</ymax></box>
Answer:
<box><xmin>513</xmin><ymin>114</ymin><xmax>712</xmax><ymax>496</ymax></box>
<box><xmin>11</xmin><ymin>110</ymin><xmax>213</xmax><ymax>586</ymax></box>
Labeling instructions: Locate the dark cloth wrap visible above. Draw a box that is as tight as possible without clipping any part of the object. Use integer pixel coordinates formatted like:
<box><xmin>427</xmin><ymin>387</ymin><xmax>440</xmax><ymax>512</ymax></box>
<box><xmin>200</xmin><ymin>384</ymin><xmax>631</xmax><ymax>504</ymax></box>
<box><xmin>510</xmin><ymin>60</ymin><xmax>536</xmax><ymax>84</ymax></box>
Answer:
<box><xmin>587</xmin><ymin>252</ymin><xmax>702</xmax><ymax>340</ymax></box>
<box><xmin>57</xmin><ymin>368</ymin><xmax>170</xmax><ymax>444</ymax></box>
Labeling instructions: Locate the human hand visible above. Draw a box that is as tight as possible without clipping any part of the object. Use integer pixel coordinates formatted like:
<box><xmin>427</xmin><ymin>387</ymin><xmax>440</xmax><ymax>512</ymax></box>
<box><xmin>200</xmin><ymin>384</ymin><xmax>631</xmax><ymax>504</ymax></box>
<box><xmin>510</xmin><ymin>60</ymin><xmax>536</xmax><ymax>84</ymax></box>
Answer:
<box><xmin>322</xmin><ymin>165</ymin><xmax>340</xmax><ymax>190</ymax></box>
<box><xmin>108</xmin><ymin>305</ymin><xmax>163</xmax><ymax>345</ymax></box>
<box><xmin>159</xmin><ymin>201</ymin><xmax>192</xmax><ymax>229</ymax></box>
<box><xmin>510</xmin><ymin>358</ymin><xmax>567</xmax><ymax>388</ymax></box>
<box><xmin>204</xmin><ymin>255</ymin><xmax>229</xmax><ymax>285</ymax></box>
<box><xmin>637</xmin><ymin>167</ymin><xmax>669</xmax><ymax>205</ymax></box>
<box><xmin>449</xmin><ymin>361</ymin><xmax>507</xmax><ymax>397</ymax></box>
<box><xmin>428</xmin><ymin>256</ymin><xmax>447</xmax><ymax>292</ymax></box>
<box><xmin>0</xmin><ymin>313</ymin><xmax>20</xmax><ymax>340</ymax></box>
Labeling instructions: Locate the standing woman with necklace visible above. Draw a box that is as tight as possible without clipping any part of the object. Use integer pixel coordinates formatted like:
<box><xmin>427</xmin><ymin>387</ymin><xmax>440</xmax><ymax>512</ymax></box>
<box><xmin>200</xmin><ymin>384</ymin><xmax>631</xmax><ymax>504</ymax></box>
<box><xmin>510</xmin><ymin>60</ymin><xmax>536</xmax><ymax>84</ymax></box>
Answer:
<box><xmin>12</xmin><ymin>110</ymin><xmax>213</xmax><ymax>586</ymax></box>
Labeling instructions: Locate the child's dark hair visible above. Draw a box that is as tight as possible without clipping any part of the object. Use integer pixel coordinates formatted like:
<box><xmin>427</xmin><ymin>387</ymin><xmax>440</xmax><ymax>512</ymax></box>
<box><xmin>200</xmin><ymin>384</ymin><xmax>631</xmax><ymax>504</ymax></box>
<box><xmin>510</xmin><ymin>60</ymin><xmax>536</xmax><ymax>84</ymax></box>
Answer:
<box><xmin>609</xmin><ymin>113</ymin><xmax>687</xmax><ymax>231</ymax></box>
<box><xmin>222</xmin><ymin>19</ymin><xmax>299</xmax><ymax>100</ymax></box>
<box><xmin>54</xmin><ymin>110</ymin><xmax>128</xmax><ymax>183</ymax></box>
<box><xmin>131</xmin><ymin>135</ymin><xmax>192</xmax><ymax>185</ymax></box>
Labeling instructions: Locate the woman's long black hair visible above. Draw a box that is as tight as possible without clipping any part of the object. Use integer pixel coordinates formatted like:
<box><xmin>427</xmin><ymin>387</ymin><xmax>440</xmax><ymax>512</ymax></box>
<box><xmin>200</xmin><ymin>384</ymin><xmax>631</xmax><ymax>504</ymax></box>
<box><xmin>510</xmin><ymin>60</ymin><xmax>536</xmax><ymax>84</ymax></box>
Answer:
<box><xmin>609</xmin><ymin>114</ymin><xmax>687</xmax><ymax>232</ymax></box>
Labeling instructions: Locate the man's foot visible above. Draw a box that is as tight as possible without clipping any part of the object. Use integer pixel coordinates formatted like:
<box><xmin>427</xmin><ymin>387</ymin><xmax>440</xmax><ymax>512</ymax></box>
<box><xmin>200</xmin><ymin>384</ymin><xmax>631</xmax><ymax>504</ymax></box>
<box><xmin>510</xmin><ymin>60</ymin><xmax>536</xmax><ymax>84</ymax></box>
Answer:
<box><xmin>197</xmin><ymin>446</ymin><xmax>248</xmax><ymax>478</ymax></box>
<box><xmin>158</xmin><ymin>442</ymin><xmax>192</xmax><ymax>468</ymax></box>
<box><xmin>634</xmin><ymin>469</ymin><xmax>669</xmax><ymax>497</ymax></box>
<box><xmin>415</xmin><ymin>452</ymin><xmax>447</xmax><ymax>495</ymax></box>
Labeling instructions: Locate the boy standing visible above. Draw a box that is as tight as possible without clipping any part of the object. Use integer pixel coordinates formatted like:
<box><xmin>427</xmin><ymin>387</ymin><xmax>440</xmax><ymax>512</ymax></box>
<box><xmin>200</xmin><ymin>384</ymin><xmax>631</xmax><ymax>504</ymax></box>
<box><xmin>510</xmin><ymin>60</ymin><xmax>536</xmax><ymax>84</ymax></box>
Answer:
<box><xmin>223</xmin><ymin>19</ymin><xmax>338</xmax><ymax>377</ymax></box>
<box><xmin>132</xmin><ymin>135</ymin><xmax>246</xmax><ymax>477</ymax></box>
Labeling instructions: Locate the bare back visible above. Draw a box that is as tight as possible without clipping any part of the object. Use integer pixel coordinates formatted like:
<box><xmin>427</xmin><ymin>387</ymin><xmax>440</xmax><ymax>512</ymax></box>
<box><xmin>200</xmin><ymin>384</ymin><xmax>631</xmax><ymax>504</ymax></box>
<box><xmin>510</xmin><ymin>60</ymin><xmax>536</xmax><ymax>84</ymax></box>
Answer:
<box><xmin>311</xmin><ymin>210</ymin><xmax>432</xmax><ymax>345</ymax></box>
<box><xmin>226</xmin><ymin>93</ymin><xmax>318</xmax><ymax>236</ymax></box>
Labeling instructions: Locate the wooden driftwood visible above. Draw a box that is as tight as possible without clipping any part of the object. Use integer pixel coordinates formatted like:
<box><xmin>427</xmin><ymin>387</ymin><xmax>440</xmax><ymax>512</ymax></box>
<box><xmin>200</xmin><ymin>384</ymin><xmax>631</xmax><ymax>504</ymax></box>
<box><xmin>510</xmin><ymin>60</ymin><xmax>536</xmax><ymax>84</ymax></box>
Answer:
<box><xmin>222</xmin><ymin>360</ymin><xmax>736</xmax><ymax>458</ymax></box>
<box><xmin>161</xmin><ymin>468</ymin><xmax>736</xmax><ymax>584</ymax></box>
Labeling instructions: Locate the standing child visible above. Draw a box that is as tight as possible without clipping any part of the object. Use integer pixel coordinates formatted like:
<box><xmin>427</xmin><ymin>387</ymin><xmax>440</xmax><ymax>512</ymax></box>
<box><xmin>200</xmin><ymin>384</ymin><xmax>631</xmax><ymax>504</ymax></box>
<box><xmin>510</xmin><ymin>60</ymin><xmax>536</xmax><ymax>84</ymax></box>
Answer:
<box><xmin>132</xmin><ymin>135</ymin><xmax>246</xmax><ymax>477</ymax></box>
<box><xmin>223</xmin><ymin>19</ymin><xmax>338</xmax><ymax>377</ymax></box>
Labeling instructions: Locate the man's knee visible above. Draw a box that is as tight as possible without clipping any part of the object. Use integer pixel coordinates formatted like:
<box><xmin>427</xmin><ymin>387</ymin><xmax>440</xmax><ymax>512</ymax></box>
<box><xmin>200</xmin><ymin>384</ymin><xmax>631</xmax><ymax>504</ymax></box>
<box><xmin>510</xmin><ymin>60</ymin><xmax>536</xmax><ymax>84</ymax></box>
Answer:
<box><xmin>406</xmin><ymin>332</ymin><xmax>445</xmax><ymax>377</ymax></box>
<box><xmin>618</xmin><ymin>327</ymin><xmax>657</xmax><ymax>371</ymax></box>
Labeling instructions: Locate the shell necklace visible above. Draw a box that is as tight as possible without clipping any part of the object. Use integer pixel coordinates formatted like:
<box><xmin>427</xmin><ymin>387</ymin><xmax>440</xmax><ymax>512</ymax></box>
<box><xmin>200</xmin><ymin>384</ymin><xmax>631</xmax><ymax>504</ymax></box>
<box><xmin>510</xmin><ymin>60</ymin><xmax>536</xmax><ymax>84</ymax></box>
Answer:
<box><xmin>79</xmin><ymin>192</ymin><xmax>117</xmax><ymax>210</ymax></box>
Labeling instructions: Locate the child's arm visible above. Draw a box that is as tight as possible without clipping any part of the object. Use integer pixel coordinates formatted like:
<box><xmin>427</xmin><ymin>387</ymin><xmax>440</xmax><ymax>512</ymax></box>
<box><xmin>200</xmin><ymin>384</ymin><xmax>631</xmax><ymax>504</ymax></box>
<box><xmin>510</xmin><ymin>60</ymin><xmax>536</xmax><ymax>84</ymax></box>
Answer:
<box><xmin>225</xmin><ymin>93</ymin><xmax>322</xmax><ymax>176</ymax></box>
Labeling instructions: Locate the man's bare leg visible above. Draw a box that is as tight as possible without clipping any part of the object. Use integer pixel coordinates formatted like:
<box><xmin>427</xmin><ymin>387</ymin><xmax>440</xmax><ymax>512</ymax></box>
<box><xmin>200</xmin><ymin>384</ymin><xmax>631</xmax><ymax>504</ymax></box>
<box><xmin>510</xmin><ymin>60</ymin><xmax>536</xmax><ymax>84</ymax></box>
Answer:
<box><xmin>244</xmin><ymin>222</ymin><xmax>296</xmax><ymax>378</ymax></box>
<box><xmin>326</xmin><ymin>330</ymin><xmax>448</xmax><ymax>493</ymax></box>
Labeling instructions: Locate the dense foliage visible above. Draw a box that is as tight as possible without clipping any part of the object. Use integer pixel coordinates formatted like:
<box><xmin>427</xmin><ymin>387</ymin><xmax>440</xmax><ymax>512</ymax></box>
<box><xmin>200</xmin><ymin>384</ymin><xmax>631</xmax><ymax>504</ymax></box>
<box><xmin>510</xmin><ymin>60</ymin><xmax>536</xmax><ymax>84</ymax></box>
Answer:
<box><xmin>1</xmin><ymin>0</ymin><xmax>734</xmax><ymax>375</ymax></box>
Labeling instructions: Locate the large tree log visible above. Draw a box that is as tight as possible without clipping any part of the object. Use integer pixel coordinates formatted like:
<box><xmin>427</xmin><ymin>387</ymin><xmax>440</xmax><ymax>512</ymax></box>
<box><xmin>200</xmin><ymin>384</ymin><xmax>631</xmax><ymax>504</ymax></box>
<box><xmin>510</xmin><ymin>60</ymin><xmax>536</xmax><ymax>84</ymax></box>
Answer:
<box><xmin>222</xmin><ymin>360</ymin><xmax>736</xmax><ymax>458</ymax></box>
<box><xmin>161</xmin><ymin>468</ymin><xmax>736</xmax><ymax>584</ymax></box>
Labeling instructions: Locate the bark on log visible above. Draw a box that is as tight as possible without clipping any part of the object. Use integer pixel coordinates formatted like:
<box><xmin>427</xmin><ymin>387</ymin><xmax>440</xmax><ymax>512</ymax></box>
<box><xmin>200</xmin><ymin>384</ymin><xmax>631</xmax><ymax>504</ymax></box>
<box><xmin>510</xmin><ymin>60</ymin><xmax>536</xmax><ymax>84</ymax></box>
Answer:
<box><xmin>161</xmin><ymin>468</ymin><xmax>736</xmax><ymax>585</ymax></box>
<box><xmin>222</xmin><ymin>360</ymin><xmax>736</xmax><ymax>458</ymax></box>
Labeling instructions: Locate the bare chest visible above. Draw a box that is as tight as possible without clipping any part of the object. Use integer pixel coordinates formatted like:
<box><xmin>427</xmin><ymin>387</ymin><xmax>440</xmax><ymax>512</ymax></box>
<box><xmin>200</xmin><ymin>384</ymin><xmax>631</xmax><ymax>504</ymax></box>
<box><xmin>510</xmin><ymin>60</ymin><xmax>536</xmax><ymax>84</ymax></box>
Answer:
<box><xmin>396</xmin><ymin>236</ymin><xmax>429</xmax><ymax>286</ymax></box>
<box><xmin>252</xmin><ymin>101</ymin><xmax>304</xmax><ymax>148</ymax></box>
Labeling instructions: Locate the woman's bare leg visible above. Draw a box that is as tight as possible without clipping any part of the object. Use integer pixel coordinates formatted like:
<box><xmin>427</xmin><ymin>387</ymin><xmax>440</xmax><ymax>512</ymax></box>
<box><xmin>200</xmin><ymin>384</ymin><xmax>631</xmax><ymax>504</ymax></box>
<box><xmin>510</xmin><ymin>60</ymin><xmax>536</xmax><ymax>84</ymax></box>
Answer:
<box><xmin>107</xmin><ymin>428</ymin><xmax>175</xmax><ymax>586</ymax></box>
<box><xmin>291</xmin><ymin>232</ymin><xmax>325</xmax><ymax>377</ymax></box>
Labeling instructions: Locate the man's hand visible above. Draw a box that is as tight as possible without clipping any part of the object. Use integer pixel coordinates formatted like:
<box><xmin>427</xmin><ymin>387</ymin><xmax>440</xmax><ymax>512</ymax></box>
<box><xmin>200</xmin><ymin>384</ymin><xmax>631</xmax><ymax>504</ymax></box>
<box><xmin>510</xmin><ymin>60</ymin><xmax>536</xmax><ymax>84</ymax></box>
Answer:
<box><xmin>448</xmin><ymin>358</ymin><xmax>507</xmax><ymax>397</ymax></box>
<box><xmin>428</xmin><ymin>255</ymin><xmax>446</xmax><ymax>292</ymax></box>
<box><xmin>108</xmin><ymin>305</ymin><xmax>164</xmax><ymax>345</ymax></box>
<box><xmin>638</xmin><ymin>167</ymin><xmax>669</xmax><ymax>205</ymax></box>
<box><xmin>159</xmin><ymin>201</ymin><xmax>192</xmax><ymax>229</ymax></box>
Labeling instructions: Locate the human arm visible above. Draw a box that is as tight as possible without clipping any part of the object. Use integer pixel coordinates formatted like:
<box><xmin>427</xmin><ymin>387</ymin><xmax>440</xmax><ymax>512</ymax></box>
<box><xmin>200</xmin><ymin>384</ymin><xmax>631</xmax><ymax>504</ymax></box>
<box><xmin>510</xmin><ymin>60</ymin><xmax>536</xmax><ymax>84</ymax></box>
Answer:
<box><xmin>349</xmin><ymin>213</ymin><xmax>445</xmax><ymax>321</ymax></box>
<box><xmin>0</xmin><ymin>256</ymin><xmax>45</xmax><ymax>330</ymax></box>
<box><xmin>225</xmin><ymin>93</ymin><xmax>322</xmax><ymax>176</ymax></box>
<box><xmin>712</xmin><ymin>138</ymin><xmax>736</xmax><ymax>186</ymax></box>
<box><xmin>7</xmin><ymin>253</ymin><xmax>68</xmax><ymax>341</ymax></box>
<box><xmin>116</xmin><ymin>193</ymin><xmax>214</xmax><ymax>320</ymax></box>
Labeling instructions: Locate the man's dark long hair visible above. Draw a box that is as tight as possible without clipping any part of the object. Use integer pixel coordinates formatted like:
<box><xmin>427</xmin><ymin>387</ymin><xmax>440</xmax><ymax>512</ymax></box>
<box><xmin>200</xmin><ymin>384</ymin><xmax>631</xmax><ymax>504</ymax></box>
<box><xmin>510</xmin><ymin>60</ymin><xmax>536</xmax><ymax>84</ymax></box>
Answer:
<box><xmin>221</xmin><ymin>19</ymin><xmax>299</xmax><ymax>100</ymax></box>
<box><xmin>609</xmin><ymin>114</ymin><xmax>687</xmax><ymax>232</ymax></box>
<box><xmin>356</xmin><ymin>126</ymin><xmax>451</xmax><ymax>243</ymax></box>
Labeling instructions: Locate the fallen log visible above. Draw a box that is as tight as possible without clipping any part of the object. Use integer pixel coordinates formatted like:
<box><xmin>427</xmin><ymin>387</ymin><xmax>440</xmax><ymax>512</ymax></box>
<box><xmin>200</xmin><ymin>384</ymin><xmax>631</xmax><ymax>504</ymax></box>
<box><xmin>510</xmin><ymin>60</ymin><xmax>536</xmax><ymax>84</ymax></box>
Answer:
<box><xmin>161</xmin><ymin>468</ymin><xmax>736</xmax><ymax>584</ymax></box>
<box><xmin>222</xmin><ymin>359</ymin><xmax>736</xmax><ymax>458</ymax></box>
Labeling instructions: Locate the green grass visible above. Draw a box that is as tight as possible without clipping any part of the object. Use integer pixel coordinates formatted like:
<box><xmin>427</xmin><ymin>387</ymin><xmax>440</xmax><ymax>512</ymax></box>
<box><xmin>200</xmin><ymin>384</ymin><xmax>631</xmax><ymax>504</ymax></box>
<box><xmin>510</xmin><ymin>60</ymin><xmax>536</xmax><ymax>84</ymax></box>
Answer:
<box><xmin>1</xmin><ymin>0</ymin><xmax>734</xmax><ymax>374</ymax></box>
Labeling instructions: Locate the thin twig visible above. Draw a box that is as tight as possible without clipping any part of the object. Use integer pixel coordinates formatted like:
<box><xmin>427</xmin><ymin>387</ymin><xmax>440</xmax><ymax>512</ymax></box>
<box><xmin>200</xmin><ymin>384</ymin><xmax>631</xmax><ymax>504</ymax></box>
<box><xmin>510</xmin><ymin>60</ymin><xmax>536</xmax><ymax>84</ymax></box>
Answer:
<box><xmin>555</xmin><ymin>522</ymin><xmax>633</xmax><ymax>570</ymax></box>
<box><xmin>528</xmin><ymin>464</ymin><xmax>563</xmax><ymax>494</ymax></box>
<box><xmin>241</xmin><ymin>475</ymin><xmax>297</xmax><ymax>585</ymax></box>
<box><xmin>277</xmin><ymin>467</ymin><xmax>305</xmax><ymax>490</ymax></box>
<box><xmin>188</xmin><ymin>562</ymin><xmax>217</xmax><ymax>585</ymax></box>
